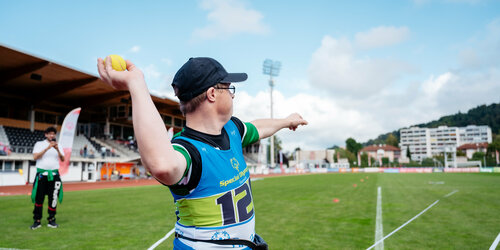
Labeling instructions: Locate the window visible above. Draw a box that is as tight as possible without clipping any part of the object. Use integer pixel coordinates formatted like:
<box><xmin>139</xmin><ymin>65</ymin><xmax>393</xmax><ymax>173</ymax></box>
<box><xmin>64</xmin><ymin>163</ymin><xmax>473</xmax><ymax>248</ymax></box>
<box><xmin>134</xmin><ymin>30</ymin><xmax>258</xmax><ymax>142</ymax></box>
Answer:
<box><xmin>164</xmin><ymin>115</ymin><xmax>172</xmax><ymax>125</ymax></box>
<box><xmin>118</xmin><ymin>105</ymin><xmax>126</xmax><ymax>118</ymax></box>
<box><xmin>11</xmin><ymin>105</ymin><xmax>29</xmax><ymax>120</ymax></box>
<box><xmin>15</xmin><ymin>161</ymin><xmax>22</xmax><ymax>170</ymax></box>
<box><xmin>123</xmin><ymin>126</ymin><xmax>134</xmax><ymax>139</ymax></box>
<box><xmin>174</xmin><ymin>118</ymin><xmax>182</xmax><ymax>127</ymax></box>
<box><xmin>4</xmin><ymin>161</ymin><xmax>13</xmax><ymax>171</ymax></box>
<box><xmin>35</xmin><ymin>112</ymin><xmax>44</xmax><ymax>122</ymax></box>
<box><xmin>110</xmin><ymin>106</ymin><xmax>117</xmax><ymax>118</ymax></box>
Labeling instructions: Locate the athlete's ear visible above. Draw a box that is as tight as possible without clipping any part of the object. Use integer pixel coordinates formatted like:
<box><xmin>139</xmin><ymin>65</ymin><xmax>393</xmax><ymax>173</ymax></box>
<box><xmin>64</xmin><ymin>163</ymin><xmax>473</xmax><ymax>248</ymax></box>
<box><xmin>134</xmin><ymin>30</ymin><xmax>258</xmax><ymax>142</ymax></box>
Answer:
<box><xmin>206</xmin><ymin>87</ymin><xmax>217</xmax><ymax>102</ymax></box>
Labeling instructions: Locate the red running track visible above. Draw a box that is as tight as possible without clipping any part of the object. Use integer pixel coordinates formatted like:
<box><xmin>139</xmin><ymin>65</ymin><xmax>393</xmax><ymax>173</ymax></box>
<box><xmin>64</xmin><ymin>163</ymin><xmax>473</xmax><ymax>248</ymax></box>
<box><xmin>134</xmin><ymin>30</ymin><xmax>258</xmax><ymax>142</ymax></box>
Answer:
<box><xmin>0</xmin><ymin>173</ymin><xmax>302</xmax><ymax>196</ymax></box>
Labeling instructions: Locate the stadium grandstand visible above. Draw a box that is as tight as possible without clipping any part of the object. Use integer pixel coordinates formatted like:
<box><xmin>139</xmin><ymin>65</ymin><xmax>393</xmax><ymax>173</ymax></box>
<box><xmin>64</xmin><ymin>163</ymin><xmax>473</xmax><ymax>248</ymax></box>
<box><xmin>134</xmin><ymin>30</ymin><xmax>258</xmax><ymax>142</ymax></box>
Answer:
<box><xmin>0</xmin><ymin>44</ymin><xmax>190</xmax><ymax>185</ymax></box>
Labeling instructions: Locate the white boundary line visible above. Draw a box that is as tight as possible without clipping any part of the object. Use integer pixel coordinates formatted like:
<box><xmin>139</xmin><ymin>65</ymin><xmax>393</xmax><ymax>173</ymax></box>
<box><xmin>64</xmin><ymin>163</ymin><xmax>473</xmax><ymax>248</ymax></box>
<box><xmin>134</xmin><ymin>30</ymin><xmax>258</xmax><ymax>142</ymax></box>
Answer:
<box><xmin>444</xmin><ymin>190</ymin><xmax>458</xmax><ymax>198</ymax></box>
<box><xmin>367</xmin><ymin>189</ymin><xmax>460</xmax><ymax>250</ymax></box>
<box><xmin>148</xmin><ymin>228</ymin><xmax>175</xmax><ymax>250</ymax></box>
<box><xmin>375</xmin><ymin>186</ymin><xmax>384</xmax><ymax>250</ymax></box>
<box><xmin>366</xmin><ymin>200</ymin><xmax>440</xmax><ymax>250</ymax></box>
<box><xmin>490</xmin><ymin>232</ymin><xmax>500</xmax><ymax>250</ymax></box>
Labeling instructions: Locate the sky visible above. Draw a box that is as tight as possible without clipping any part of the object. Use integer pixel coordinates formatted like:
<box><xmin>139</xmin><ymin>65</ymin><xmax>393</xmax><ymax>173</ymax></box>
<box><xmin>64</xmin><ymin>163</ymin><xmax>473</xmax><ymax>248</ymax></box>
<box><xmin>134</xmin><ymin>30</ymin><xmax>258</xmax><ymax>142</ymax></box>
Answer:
<box><xmin>1</xmin><ymin>0</ymin><xmax>499</xmax><ymax>152</ymax></box>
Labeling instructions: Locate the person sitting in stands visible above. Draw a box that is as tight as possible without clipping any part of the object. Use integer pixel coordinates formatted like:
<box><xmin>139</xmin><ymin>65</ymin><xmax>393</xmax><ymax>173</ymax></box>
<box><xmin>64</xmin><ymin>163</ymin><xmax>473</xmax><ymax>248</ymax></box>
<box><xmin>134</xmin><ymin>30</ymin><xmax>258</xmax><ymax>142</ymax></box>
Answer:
<box><xmin>89</xmin><ymin>149</ymin><xmax>95</xmax><ymax>158</ymax></box>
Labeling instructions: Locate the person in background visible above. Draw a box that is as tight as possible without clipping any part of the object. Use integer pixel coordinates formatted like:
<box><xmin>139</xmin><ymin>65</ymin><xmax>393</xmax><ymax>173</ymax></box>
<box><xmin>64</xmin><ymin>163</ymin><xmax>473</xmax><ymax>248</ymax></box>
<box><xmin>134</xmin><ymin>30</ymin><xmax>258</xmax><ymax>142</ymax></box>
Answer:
<box><xmin>30</xmin><ymin>126</ymin><xmax>65</xmax><ymax>230</ymax></box>
<box><xmin>101</xmin><ymin>146</ymin><xmax>106</xmax><ymax>158</ymax></box>
<box><xmin>83</xmin><ymin>144</ymin><xmax>88</xmax><ymax>158</ymax></box>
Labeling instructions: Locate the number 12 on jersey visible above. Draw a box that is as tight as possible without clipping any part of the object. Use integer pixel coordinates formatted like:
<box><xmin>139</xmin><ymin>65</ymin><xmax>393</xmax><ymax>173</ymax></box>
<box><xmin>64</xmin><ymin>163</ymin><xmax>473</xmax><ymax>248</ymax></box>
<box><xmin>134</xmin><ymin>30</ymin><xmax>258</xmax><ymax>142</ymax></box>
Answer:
<box><xmin>216</xmin><ymin>181</ymin><xmax>254</xmax><ymax>225</ymax></box>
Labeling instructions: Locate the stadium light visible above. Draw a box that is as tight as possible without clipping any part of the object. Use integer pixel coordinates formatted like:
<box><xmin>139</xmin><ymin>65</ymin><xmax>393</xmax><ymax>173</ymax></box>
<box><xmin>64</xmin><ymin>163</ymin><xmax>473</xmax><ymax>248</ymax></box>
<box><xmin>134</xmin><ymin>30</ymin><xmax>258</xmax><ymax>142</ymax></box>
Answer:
<box><xmin>263</xmin><ymin>59</ymin><xmax>281</xmax><ymax>168</ymax></box>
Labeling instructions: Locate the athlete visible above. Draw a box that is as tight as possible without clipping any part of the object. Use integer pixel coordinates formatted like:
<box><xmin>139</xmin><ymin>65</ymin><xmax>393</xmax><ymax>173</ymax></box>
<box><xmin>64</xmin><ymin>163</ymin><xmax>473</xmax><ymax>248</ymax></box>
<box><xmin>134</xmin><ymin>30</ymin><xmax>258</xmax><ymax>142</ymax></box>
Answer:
<box><xmin>97</xmin><ymin>56</ymin><xmax>307</xmax><ymax>249</ymax></box>
<box><xmin>30</xmin><ymin>126</ymin><xmax>65</xmax><ymax>230</ymax></box>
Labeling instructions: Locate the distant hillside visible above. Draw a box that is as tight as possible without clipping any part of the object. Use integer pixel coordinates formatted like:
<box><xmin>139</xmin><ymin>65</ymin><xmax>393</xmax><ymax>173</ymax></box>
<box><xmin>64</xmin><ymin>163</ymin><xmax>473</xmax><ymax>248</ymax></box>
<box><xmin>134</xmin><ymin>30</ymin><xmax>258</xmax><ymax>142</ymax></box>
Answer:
<box><xmin>363</xmin><ymin>103</ymin><xmax>500</xmax><ymax>146</ymax></box>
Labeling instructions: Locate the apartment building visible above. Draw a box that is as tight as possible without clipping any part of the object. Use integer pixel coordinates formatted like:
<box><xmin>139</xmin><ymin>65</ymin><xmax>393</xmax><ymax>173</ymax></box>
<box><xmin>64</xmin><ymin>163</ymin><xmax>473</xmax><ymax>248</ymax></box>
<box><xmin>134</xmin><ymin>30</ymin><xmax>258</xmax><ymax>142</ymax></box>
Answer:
<box><xmin>399</xmin><ymin>125</ymin><xmax>492</xmax><ymax>161</ymax></box>
<box><xmin>459</xmin><ymin>125</ymin><xmax>492</xmax><ymax>144</ymax></box>
<box><xmin>399</xmin><ymin>127</ymin><xmax>431</xmax><ymax>161</ymax></box>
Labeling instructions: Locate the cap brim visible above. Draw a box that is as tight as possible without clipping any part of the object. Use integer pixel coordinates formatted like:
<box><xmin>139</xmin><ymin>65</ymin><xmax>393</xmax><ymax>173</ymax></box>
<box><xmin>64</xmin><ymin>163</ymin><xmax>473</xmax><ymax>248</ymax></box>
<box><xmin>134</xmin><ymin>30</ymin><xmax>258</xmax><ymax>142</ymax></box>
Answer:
<box><xmin>221</xmin><ymin>73</ymin><xmax>248</xmax><ymax>83</ymax></box>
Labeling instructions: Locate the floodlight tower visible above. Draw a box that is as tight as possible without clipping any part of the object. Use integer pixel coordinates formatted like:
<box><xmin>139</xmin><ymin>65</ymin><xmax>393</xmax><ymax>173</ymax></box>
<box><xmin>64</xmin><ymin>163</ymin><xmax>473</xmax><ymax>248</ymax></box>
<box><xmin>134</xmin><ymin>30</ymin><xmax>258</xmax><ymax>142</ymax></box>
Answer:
<box><xmin>263</xmin><ymin>59</ymin><xmax>281</xmax><ymax>168</ymax></box>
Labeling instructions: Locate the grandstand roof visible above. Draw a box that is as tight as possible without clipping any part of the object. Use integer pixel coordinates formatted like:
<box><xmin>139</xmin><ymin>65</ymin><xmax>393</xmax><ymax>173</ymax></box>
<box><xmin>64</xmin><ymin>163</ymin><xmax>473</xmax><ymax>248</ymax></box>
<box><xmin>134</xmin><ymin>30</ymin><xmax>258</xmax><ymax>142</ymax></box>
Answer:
<box><xmin>0</xmin><ymin>44</ymin><xmax>181</xmax><ymax>116</ymax></box>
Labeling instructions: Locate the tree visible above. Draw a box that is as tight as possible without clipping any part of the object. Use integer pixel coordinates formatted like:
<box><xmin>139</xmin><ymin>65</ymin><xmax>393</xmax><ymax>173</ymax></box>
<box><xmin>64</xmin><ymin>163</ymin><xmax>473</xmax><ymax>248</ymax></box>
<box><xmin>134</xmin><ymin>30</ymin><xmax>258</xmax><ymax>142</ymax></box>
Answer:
<box><xmin>406</xmin><ymin>145</ymin><xmax>411</xmax><ymax>159</ymax></box>
<box><xmin>381</xmin><ymin>157</ymin><xmax>389</xmax><ymax>166</ymax></box>
<box><xmin>336</xmin><ymin>147</ymin><xmax>356</xmax><ymax>166</ymax></box>
<box><xmin>421</xmin><ymin>157</ymin><xmax>435</xmax><ymax>167</ymax></box>
<box><xmin>345</xmin><ymin>138</ymin><xmax>363</xmax><ymax>156</ymax></box>
<box><xmin>471</xmin><ymin>152</ymin><xmax>485</xmax><ymax>162</ymax></box>
<box><xmin>490</xmin><ymin>134</ymin><xmax>500</xmax><ymax>152</ymax></box>
<box><xmin>385</xmin><ymin>133</ymin><xmax>399</xmax><ymax>147</ymax></box>
<box><xmin>360</xmin><ymin>152</ymin><xmax>369</xmax><ymax>168</ymax></box>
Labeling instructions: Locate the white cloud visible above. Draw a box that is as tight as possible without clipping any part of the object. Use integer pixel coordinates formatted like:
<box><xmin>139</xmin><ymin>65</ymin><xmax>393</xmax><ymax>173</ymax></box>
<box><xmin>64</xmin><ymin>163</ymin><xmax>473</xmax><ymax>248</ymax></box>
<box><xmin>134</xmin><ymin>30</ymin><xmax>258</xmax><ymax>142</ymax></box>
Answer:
<box><xmin>149</xmin><ymin>19</ymin><xmax>500</xmax><ymax>152</ymax></box>
<box><xmin>355</xmin><ymin>26</ymin><xmax>410</xmax><ymax>49</ymax></box>
<box><xmin>161</xmin><ymin>58</ymin><xmax>173</xmax><ymax>66</ymax></box>
<box><xmin>148</xmin><ymin>71</ymin><xmax>175</xmax><ymax>98</ymax></box>
<box><xmin>150</xmin><ymin>89</ymin><xmax>177</xmax><ymax>101</ymax></box>
<box><xmin>459</xmin><ymin>18</ymin><xmax>500</xmax><ymax>69</ymax></box>
<box><xmin>143</xmin><ymin>64</ymin><xmax>162</xmax><ymax>79</ymax></box>
<box><xmin>142</xmin><ymin>64</ymin><xmax>175</xmax><ymax>94</ymax></box>
<box><xmin>421</xmin><ymin>72</ymin><xmax>454</xmax><ymax>99</ymax></box>
<box><xmin>234</xmin><ymin>90</ymin><xmax>384</xmax><ymax>152</ymax></box>
<box><xmin>233</xmin><ymin>63</ymin><xmax>500</xmax><ymax>151</ymax></box>
<box><xmin>239</xmin><ymin>20</ymin><xmax>500</xmax><ymax>151</ymax></box>
<box><xmin>423</xmin><ymin>69</ymin><xmax>500</xmax><ymax>113</ymax></box>
<box><xmin>193</xmin><ymin>0</ymin><xmax>270</xmax><ymax>40</ymax></box>
<box><xmin>129</xmin><ymin>45</ymin><xmax>141</xmax><ymax>53</ymax></box>
<box><xmin>308</xmin><ymin>35</ymin><xmax>413</xmax><ymax>98</ymax></box>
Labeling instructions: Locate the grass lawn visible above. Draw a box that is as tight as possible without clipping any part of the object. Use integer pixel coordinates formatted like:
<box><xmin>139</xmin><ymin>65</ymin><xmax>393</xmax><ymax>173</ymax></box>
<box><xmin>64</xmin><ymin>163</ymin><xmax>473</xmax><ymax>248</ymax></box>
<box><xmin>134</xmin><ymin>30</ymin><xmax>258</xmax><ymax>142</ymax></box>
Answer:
<box><xmin>1</xmin><ymin>173</ymin><xmax>499</xmax><ymax>249</ymax></box>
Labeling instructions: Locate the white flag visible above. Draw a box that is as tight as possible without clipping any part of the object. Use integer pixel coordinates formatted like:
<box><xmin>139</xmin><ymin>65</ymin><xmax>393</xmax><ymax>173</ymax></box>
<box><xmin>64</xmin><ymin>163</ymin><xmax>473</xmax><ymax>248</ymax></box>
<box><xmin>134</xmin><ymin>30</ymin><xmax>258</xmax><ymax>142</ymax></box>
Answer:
<box><xmin>58</xmin><ymin>108</ymin><xmax>81</xmax><ymax>175</ymax></box>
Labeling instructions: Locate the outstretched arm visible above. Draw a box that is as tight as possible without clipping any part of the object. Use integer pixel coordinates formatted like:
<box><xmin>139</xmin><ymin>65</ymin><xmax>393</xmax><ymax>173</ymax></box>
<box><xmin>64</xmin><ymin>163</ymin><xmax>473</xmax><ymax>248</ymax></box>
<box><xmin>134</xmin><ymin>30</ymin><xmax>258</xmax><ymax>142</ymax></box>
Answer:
<box><xmin>251</xmin><ymin>113</ymin><xmax>308</xmax><ymax>139</ymax></box>
<box><xmin>97</xmin><ymin>57</ymin><xmax>186</xmax><ymax>185</ymax></box>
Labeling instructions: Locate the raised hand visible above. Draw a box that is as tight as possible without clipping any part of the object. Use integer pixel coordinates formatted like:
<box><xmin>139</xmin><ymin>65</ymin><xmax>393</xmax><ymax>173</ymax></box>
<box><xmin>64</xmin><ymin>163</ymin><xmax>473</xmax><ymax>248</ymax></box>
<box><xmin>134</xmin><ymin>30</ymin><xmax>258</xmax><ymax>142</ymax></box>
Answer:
<box><xmin>286</xmin><ymin>113</ymin><xmax>308</xmax><ymax>131</ymax></box>
<box><xmin>97</xmin><ymin>57</ymin><xmax>145</xmax><ymax>91</ymax></box>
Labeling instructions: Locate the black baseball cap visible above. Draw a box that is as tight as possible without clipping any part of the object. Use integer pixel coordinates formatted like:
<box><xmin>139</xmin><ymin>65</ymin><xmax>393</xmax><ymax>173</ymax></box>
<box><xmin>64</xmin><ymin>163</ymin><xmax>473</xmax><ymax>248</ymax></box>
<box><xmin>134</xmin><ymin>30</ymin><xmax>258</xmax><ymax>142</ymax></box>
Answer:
<box><xmin>171</xmin><ymin>57</ymin><xmax>248</xmax><ymax>102</ymax></box>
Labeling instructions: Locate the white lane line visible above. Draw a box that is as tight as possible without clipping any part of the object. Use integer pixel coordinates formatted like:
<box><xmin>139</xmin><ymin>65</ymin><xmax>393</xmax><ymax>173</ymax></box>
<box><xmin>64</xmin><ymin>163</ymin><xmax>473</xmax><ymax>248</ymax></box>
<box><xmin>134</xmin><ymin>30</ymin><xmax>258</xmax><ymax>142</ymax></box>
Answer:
<box><xmin>444</xmin><ymin>190</ymin><xmax>458</xmax><ymax>198</ymax></box>
<box><xmin>490</xmin><ymin>232</ymin><xmax>500</xmax><ymax>250</ymax></box>
<box><xmin>366</xmin><ymin>200</ymin><xmax>440</xmax><ymax>250</ymax></box>
<box><xmin>375</xmin><ymin>186</ymin><xmax>384</xmax><ymax>250</ymax></box>
<box><xmin>148</xmin><ymin>228</ymin><xmax>175</xmax><ymax>250</ymax></box>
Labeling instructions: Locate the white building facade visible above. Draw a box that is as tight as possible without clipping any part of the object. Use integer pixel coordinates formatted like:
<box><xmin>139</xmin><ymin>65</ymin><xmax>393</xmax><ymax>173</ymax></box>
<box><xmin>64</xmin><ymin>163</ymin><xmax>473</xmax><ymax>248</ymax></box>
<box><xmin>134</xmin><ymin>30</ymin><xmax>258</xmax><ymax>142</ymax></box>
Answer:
<box><xmin>399</xmin><ymin>125</ymin><xmax>492</xmax><ymax>161</ymax></box>
<box><xmin>399</xmin><ymin>127</ymin><xmax>431</xmax><ymax>161</ymax></box>
<box><xmin>459</xmin><ymin>125</ymin><xmax>492</xmax><ymax>144</ymax></box>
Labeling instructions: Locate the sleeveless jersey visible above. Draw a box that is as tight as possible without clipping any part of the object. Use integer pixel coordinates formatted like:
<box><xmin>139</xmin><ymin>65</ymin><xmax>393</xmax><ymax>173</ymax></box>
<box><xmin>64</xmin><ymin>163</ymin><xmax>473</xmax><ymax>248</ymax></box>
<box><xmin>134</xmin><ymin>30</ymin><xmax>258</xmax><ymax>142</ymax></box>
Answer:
<box><xmin>170</xmin><ymin>120</ymin><xmax>255</xmax><ymax>249</ymax></box>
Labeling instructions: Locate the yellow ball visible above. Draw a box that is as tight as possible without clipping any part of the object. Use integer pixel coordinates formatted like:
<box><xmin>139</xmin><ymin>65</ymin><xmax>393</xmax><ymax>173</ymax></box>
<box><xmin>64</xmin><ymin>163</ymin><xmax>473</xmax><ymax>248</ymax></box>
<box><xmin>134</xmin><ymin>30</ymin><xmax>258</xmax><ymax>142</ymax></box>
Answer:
<box><xmin>104</xmin><ymin>55</ymin><xmax>127</xmax><ymax>71</ymax></box>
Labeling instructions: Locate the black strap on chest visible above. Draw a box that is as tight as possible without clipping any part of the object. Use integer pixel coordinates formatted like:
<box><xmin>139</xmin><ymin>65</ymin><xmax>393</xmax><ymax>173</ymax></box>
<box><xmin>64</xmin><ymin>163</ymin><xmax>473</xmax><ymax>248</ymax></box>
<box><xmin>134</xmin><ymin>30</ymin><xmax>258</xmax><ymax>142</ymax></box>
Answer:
<box><xmin>175</xmin><ymin>232</ymin><xmax>268</xmax><ymax>250</ymax></box>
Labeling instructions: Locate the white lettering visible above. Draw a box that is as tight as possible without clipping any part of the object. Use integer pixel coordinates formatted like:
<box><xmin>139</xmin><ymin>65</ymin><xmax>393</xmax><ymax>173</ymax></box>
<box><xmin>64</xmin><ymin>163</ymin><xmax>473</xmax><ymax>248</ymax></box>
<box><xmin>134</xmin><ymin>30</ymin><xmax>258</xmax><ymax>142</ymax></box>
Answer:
<box><xmin>52</xmin><ymin>181</ymin><xmax>61</xmax><ymax>207</ymax></box>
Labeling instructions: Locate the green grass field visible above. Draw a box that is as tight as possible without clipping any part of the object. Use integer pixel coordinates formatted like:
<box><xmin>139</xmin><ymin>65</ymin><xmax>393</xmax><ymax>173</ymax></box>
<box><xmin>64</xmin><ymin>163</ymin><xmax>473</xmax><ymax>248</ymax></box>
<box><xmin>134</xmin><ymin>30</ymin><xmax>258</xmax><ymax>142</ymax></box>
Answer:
<box><xmin>1</xmin><ymin>173</ymin><xmax>499</xmax><ymax>249</ymax></box>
